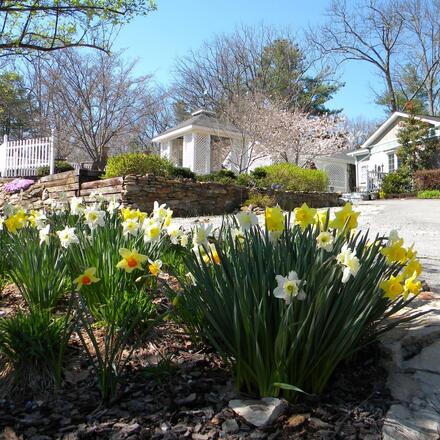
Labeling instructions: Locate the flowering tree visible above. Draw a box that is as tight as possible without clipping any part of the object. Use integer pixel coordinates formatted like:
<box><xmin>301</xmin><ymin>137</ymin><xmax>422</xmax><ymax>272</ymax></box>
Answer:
<box><xmin>220</xmin><ymin>94</ymin><xmax>348</xmax><ymax>172</ymax></box>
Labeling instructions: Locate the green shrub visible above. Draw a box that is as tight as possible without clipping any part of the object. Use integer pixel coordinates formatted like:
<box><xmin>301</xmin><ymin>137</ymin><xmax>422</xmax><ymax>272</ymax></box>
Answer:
<box><xmin>216</xmin><ymin>169</ymin><xmax>236</xmax><ymax>179</ymax></box>
<box><xmin>381</xmin><ymin>168</ymin><xmax>413</xmax><ymax>195</ymax></box>
<box><xmin>251</xmin><ymin>167</ymin><xmax>268</xmax><ymax>180</ymax></box>
<box><xmin>197</xmin><ymin>171</ymin><xmax>236</xmax><ymax>185</ymax></box>
<box><xmin>243</xmin><ymin>192</ymin><xmax>276</xmax><ymax>208</ymax></box>
<box><xmin>36</xmin><ymin>160</ymin><xmax>74</xmax><ymax>178</ymax></box>
<box><xmin>417</xmin><ymin>190</ymin><xmax>440</xmax><ymax>199</ymax></box>
<box><xmin>0</xmin><ymin>310</ymin><xmax>71</xmax><ymax>397</ymax></box>
<box><xmin>174</xmin><ymin>212</ymin><xmax>420</xmax><ymax>399</ymax></box>
<box><xmin>414</xmin><ymin>169</ymin><xmax>440</xmax><ymax>190</ymax></box>
<box><xmin>170</xmin><ymin>167</ymin><xmax>196</xmax><ymax>180</ymax></box>
<box><xmin>236</xmin><ymin>173</ymin><xmax>255</xmax><ymax>187</ymax></box>
<box><xmin>103</xmin><ymin>153</ymin><xmax>173</xmax><ymax>179</ymax></box>
<box><xmin>256</xmin><ymin>163</ymin><xmax>328</xmax><ymax>191</ymax></box>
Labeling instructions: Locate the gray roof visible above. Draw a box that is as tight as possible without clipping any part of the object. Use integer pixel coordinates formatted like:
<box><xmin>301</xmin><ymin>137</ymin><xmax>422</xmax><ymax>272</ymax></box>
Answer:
<box><xmin>157</xmin><ymin>109</ymin><xmax>241</xmax><ymax>137</ymax></box>
<box><xmin>326</xmin><ymin>150</ymin><xmax>356</xmax><ymax>160</ymax></box>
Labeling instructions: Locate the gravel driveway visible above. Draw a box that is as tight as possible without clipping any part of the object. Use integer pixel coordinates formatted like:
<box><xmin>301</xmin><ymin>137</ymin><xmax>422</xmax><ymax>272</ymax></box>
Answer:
<box><xmin>174</xmin><ymin>199</ymin><xmax>440</xmax><ymax>293</ymax></box>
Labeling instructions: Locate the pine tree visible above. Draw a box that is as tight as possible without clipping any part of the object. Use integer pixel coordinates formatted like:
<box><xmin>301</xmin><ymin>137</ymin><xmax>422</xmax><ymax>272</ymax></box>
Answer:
<box><xmin>397</xmin><ymin>108</ymin><xmax>440</xmax><ymax>172</ymax></box>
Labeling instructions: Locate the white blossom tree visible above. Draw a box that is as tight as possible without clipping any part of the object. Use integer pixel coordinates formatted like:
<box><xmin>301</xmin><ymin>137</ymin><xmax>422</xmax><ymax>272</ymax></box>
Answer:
<box><xmin>220</xmin><ymin>94</ymin><xmax>349</xmax><ymax>172</ymax></box>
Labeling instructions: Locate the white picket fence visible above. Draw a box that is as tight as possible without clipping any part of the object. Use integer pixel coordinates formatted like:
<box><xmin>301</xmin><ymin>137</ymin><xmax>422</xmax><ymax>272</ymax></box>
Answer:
<box><xmin>0</xmin><ymin>131</ymin><xmax>55</xmax><ymax>178</ymax></box>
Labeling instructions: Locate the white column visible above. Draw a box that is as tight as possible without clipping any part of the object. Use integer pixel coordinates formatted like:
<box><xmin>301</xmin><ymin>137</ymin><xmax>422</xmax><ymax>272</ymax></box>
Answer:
<box><xmin>193</xmin><ymin>133</ymin><xmax>211</xmax><ymax>174</ymax></box>
<box><xmin>183</xmin><ymin>133</ymin><xmax>195</xmax><ymax>171</ymax></box>
<box><xmin>160</xmin><ymin>140</ymin><xmax>171</xmax><ymax>160</ymax></box>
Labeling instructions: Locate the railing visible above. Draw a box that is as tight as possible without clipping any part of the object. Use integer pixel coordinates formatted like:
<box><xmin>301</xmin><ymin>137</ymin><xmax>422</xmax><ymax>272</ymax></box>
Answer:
<box><xmin>71</xmin><ymin>161</ymin><xmax>94</xmax><ymax>170</ymax></box>
<box><xmin>367</xmin><ymin>170</ymin><xmax>387</xmax><ymax>192</ymax></box>
<box><xmin>0</xmin><ymin>131</ymin><xmax>55</xmax><ymax>177</ymax></box>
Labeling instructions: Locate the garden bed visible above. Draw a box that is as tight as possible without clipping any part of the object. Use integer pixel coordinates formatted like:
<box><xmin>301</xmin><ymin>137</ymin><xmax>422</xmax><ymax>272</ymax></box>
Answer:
<box><xmin>0</xmin><ymin>282</ymin><xmax>390</xmax><ymax>440</ymax></box>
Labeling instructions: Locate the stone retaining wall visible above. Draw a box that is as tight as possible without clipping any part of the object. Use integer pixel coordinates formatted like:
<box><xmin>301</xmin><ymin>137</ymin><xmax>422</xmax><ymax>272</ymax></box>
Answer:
<box><xmin>0</xmin><ymin>171</ymin><xmax>341</xmax><ymax>216</ymax></box>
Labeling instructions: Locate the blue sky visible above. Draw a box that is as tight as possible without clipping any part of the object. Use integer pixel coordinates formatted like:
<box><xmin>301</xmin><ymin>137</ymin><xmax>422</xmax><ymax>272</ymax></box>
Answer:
<box><xmin>113</xmin><ymin>0</ymin><xmax>386</xmax><ymax>120</ymax></box>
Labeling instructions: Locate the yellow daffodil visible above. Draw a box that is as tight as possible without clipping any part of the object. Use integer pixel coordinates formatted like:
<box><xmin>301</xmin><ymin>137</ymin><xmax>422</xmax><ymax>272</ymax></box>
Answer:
<box><xmin>402</xmin><ymin>257</ymin><xmax>423</xmax><ymax>278</ymax></box>
<box><xmin>329</xmin><ymin>203</ymin><xmax>360</xmax><ymax>232</ymax></box>
<box><xmin>380</xmin><ymin>275</ymin><xmax>404</xmax><ymax>300</ymax></box>
<box><xmin>116</xmin><ymin>248</ymin><xmax>147</xmax><ymax>273</ymax></box>
<box><xmin>403</xmin><ymin>272</ymin><xmax>422</xmax><ymax>298</ymax></box>
<box><xmin>201</xmin><ymin>243</ymin><xmax>221</xmax><ymax>265</ymax></box>
<box><xmin>315</xmin><ymin>209</ymin><xmax>328</xmax><ymax>230</ymax></box>
<box><xmin>294</xmin><ymin>203</ymin><xmax>317</xmax><ymax>230</ymax></box>
<box><xmin>380</xmin><ymin>239</ymin><xmax>407</xmax><ymax>264</ymax></box>
<box><xmin>5</xmin><ymin>211</ymin><xmax>27</xmax><ymax>233</ymax></box>
<box><xmin>148</xmin><ymin>259</ymin><xmax>163</xmax><ymax>277</ymax></box>
<box><xmin>73</xmin><ymin>267</ymin><xmax>100</xmax><ymax>290</ymax></box>
<box><xmin>265</xmin><ymin>206</ymin><xmax>284</xmax><ymax>233</ymax></box>
<box><xmin>121</xmin><ymin>207</ymin><xmax>146</xmax><ymax>223</ymax></box>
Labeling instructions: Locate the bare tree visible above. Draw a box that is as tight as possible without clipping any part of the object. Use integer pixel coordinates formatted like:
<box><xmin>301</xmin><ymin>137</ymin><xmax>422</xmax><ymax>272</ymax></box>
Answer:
<box><xmin>402</xmin><ymin>0</ymin><xmax>440</xmax><ymax>115</ymax></box>
<box><xmin>309</xmin><ymin>0</ymin><xmax>406</xmax><ymax>112</ymax></box>
<box><xmin>0</xmin><ymin>1</ymin><xmax>156</xmax><ymax>57</ymax></box>
<box><xmin>40</xmin><ymin>50</ymin><xmax>159</xmax><ymax>169</ymax></box>
<box><xmin>344</xmin><ymin>116</ymin><xmax>381</xmax><ymax>148</ymax></box>
<box><xmin>219</xmin><ymin>94</ymin><xmax>348</xmax><ymax>172</ymax></box>
<box><xmin>174</xmin><ymin>24</ymin><xmax>340</xmax><ymax>116</ymax></box>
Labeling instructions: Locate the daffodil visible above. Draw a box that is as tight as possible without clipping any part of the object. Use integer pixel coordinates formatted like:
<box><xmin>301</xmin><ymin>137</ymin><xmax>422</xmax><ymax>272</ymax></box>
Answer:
<box><xmin>0</xmin><ymin>216</ymin><xmax>4</xmax><ymax>231</ymax></box>
<box><xmin>70</xmin><ymin>197</ymin><xmax>83</xmax><ymax>215</ymax></box>
<box><xmin>167</xmin><ymin>225</ymin><xmax>182</xmax><ymax>245</ymax></box>
<box><xmin>315</xmin><ymin>209</ymin><xmax>328</xmax><ymax>230</ymax></box>
<box><xmin>329</xmin><ymin>203</ymin><xmax>360</xmax><ymax>232</ymax></box>
<box><xmin>5</xmin><ymin>212</ymin><xmax>27</xmax><ymax>233</ymax></box>
<box><xmin>380</xmin><ymin>275</ymin><xmax>404</xmax><ymax>300</ymax></box>
<box><xmin>207</xmin><ymin>243</ymin><xmax>221</xmax><ymax>265</ymax></box>
<box><xmin>39</xmin><ymin>224</ymin><xmax>50</xmax><ymax>245</ymax></box>
<box><xmin>180</xmin><ymin>233</ymin><xmax>189</xmax><ymax>247</ymax></box>
<box><xmin>336</xmin><ymin>245</ymin><xmax>360</xmax><ymax>283</ymax></box>
<box><xmin>73</xmin><ymin>267</ymin><xmax>100</xmax><ymax>290</ymax></box>
<box><xmin>57</xmin><ymin>226</ymin><xmax>79</xmax><ymax>248</ymax></box>
<box><xmin>153</xmin><ymin>201</ymin><xmax>168</xmax><ymax>221</ymax></box>
<box><xmin>84</xmin><ymin>206</ymin><xmax>105</xmax><ymax>230</ymax></box>
<box><xmin>294</xmin><ymin>203</ymin><xmax>317</xmax><ymax>230</ymax></box>
<box><xmin>403</xmin><ymin>272</ymin><xmax>422</xmax><ymax>297</ymax></box>
<box><xmin>236</xmin><ymin>211</ymin><xmax>258</xmax><ymax>231</ymax></box>
<box><xmin>192</xmin><ymin>223</ymin><xmax>213</xmax><ymax>248</ymax></box>
<box><xmin>143</xmin><ymin>220</ymin><xmax>161</xmax><ymax>243</ymax></box>
<box><xmin>273</xmin><ymin>271</ymin><xmax>306</xmax><ymax>304</ymax></box>
<box><xmin>380</xmin><ymin>238</ymin><xmax>407</xmax><ymax>263</ymax></box>
<box><xmin>316</xmin><ymin>231</ymin><xmax>334</xmax><ymax>252</ymax></box>
<box><xmin>107</xmin><ymin>197</ymin><xmax>120</xmax><ymax>214</ymax></box>
<box><xmin>116</xmin><ymin>248</ymin><xmax>147</xmax><ymax>273</ymax></box>
<box><xmin>29</xmin><ymin>210</ymin><xmax>47</xmax><ymax>229</ymax></box>
<box><xmin>148</xmin><ymin>259</ymin><xmax>163</xmax><ymax>277</ymax></box>
<box><xmin>402</xmin><ymin>257</ymin><xmax>423</xmax><ymax>278</ymax></box>
<box><xmin>122</xmin><ymin>218</ymin><xmax>139</xmax><ymax>237</ymax></box>
<box><xmin>231</xmin><ymin>227</ymin><xmax>245</xmax><ymax>244</ymax></box>
<box><xmin>265</xmin><ymin>207</ymin><xmax>284</xmax><ymax>233</ymax></box>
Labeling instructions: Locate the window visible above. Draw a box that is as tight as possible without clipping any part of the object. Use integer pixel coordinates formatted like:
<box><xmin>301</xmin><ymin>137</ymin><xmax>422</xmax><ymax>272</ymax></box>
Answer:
<box><xmin>388</xmin><ymin>153</ymin><xmax>395</xmax><ymax>172</ymax></box>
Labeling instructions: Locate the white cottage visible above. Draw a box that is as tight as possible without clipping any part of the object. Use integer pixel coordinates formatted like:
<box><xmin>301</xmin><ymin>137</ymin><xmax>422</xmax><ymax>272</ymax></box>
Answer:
<box><xmin>348</xmin><ymin>112</ymin><xmax>440</xmax><ymax>192</ymax></box>
<box><xmin>153</xmin><ymin>109</ymin><xmax>355</xmax><ymax>193</ymax></box>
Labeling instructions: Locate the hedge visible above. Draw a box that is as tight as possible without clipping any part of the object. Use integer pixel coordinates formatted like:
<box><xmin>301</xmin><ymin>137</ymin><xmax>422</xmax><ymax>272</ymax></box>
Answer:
<box><xmin>414</xmin><ymin>169</ymin><xmax>440</xmax><ymax>190</ymax></box>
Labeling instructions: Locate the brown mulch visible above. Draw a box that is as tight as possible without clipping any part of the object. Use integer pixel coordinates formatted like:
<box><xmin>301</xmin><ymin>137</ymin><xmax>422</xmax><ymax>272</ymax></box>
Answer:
<box><xmin>0</xmin><ymin>284</ymin><xmax>391</xmax><ymax>440</ymax></box>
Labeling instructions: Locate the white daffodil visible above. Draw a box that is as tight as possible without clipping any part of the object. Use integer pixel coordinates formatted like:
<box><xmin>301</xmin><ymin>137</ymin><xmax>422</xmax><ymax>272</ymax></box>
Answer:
<box><xmin>387</xmin><ymin>229</ymin><xmax>401</xmax><ymax>246</ymax></box>
<box><xmin>236</xmin><ymin>211</ymin><xmax>258</xmax><ymax>231</ymax></box>
<box><xmin>57</xmin><ymin>226</ymin><xmax>79</xmax><ymax>248</ymax></box>
<box><xmin>153</xmin><ymin>201</ymin><xmax>168</xmax><ymax>221</ymax></box>
<box><xmin>33</xmin><ymin>211</ymin><xmax>47</xmax><ymax>229</ymax></box>
<box><xmin>336</xmin><ymin>245</ymin><xmax>360</xmax><ymax>283</ymax></box>
<box><xmin>39</xmin><ymin>224</ymin><xmax>50</xmax><ymax>245</ymax></box>
<box><xmin>107</xmin><ymin>197</ymin><xmax>120</xmax><ymax>214</ymax></box>
<box><xmin>122</xmin><ymin>218</ymin><xmax>139</xmax><ymax>237</ymax></box>
<box><xmin>273</xmin><ymin>271</ymin><xmax>306</xmax><ymax>304</ymax></box>
<box><xmin>316</xmin><ymin>231</ymin><xmax>334</xmax><ymax>252</ymax></box>
<box><xmin>69</xmin><ymin>196</ymin><xmax>83</xmax><ymax>215</ymax></box>
<box><xmin>167</xmin><ymin>225</ymin><xmax>182</xmax><ymax>245</ymax></box>
<box><xmin>84</xmin><ymin>205</ymin><xmax>106</xmax><ymax>230</ymax></box>
<box><xmin>143</xmin><ymin>221</ymin><xmax>161</xmax><ymax>243</ymax></box>
<box><xmin>231</xmin><ymin>227</ymin><xmax>245</xmax><ymax>244</ymax></box>
<box><xmin>180</xmin><ymin>233</ymin><xmax>189</xmax><ymax>247</ymax></box>
<box><xmin>192</xmin><ymin>223</ymin><xmax>213</xmax><ymax>248</ymax></box>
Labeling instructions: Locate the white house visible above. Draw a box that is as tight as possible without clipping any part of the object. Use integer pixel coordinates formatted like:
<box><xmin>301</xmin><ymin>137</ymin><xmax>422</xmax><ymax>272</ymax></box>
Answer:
<box><xmin>153</xmin><ymin>109</ymin><xmax>355</xmax><ymax>193</ymax></box>
<box><xmin>348</xmin><ymin>112</ymin><xmax>440</xmax><ymax>192</ymax></box>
